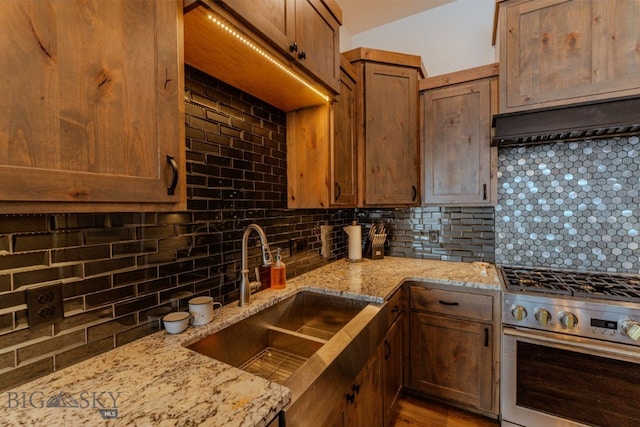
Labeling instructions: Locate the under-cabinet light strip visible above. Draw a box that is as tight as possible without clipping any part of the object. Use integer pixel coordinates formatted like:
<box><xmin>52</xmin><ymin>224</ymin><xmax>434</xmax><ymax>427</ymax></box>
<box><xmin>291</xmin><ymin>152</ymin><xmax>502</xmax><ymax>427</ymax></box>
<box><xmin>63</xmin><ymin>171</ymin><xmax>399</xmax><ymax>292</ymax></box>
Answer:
<box><xmin>207</xmin><ymin>14</ymin><xmax>330</xmax><ymax>103</ymax></box>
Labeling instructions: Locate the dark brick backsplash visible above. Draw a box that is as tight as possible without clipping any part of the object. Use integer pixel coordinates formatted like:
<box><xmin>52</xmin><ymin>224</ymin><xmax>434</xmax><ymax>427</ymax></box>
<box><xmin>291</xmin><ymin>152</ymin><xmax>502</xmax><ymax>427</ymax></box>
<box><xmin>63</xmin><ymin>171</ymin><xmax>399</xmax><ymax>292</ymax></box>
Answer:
<box><xmin>357</xmin><ymin>207</ymin><xmax>495</xmax><ymax>263</ymax></box>
<box><xmin>0</xmin><ymin>65</ymin><xmax>496</xmax><ymax>391</ymax></box>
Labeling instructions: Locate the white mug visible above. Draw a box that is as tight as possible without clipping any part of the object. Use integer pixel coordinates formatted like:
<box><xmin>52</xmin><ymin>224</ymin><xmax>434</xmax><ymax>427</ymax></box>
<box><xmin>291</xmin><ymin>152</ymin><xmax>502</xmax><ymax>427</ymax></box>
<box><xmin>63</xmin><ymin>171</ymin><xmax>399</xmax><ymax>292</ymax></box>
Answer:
<box><xmin>162</xmin><ymin>311</ymin><xmax>191</xmax><ymax>334</ymax></box>
<box><xmin>188</xmin><ymin>296</ymin><xmax>222</xmax><ymax>326</ymax></box>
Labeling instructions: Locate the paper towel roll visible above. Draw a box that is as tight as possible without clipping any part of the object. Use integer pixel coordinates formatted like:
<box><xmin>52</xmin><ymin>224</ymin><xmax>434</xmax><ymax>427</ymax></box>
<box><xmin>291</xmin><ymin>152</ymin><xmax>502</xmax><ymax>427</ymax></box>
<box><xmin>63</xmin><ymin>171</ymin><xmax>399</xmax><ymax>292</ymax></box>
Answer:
<box><xmin>344</xmin><ymin>224</ymin><xmax>362</xmax><ymax>261</ymax></box>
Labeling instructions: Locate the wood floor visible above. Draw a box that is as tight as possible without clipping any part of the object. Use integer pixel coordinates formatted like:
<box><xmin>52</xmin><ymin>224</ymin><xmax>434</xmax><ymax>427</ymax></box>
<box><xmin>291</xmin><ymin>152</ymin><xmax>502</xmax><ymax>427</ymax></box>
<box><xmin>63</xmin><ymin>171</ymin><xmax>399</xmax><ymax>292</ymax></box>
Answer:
<box><xmin>389</xmin><ymin>394</ymin><xmax>499</xmax><ymax>427</ymax></box>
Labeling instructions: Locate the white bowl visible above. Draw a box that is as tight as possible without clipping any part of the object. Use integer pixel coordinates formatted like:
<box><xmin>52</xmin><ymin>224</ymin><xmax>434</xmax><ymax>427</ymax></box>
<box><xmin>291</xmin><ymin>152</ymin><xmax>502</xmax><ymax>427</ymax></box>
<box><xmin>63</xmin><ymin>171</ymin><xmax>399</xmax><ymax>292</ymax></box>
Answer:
<box><xmin>163</xmin><ymin>311</ymin><xmax>191</xmax><ymax>334</ymax></box>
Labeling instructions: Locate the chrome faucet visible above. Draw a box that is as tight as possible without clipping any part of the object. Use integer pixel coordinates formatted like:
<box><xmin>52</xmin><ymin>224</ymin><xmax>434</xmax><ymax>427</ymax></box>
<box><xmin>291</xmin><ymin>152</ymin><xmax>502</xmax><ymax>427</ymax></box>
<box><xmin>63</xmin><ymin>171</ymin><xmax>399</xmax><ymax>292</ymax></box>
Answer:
<box><xmin>239</xmin><ymin>224</ymin><xmax>272</xmax><ymax>306</ymax></box>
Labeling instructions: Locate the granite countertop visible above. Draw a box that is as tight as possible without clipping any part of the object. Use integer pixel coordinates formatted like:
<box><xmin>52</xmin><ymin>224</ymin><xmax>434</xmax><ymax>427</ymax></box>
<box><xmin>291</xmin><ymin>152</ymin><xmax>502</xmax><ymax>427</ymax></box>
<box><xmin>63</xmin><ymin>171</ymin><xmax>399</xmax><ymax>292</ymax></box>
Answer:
<box><xmin>1</xmin><ymin>257</ymin><xmax>499</xmax><ymax>426</ymax></box>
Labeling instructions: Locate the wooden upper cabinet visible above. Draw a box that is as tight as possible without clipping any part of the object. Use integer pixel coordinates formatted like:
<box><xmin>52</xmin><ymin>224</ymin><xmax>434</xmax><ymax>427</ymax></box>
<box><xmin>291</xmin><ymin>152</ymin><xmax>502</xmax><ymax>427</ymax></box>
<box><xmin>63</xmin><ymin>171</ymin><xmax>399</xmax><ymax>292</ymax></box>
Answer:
<box><xmin>421</xmin><ymin>64</ymin><xmax>498</xmax><ymax>206</ymax></box>
<box><xmin>287</xmin><ymin>103</ymin><xmax>333</xmax><ymax>208</ymax></box>
<box><xmin>218</xmin><ymin>0</ymin><xmax>296</xmax><ymax>52</ymax></box>
<box><xmin>331</xmin><ymin>58</ymin><xmax>358</xmax><ymax>206</ymax></box>
<box><xmin>345</xmin><ymin>48</ymin><xmax>424</xmax><ymax>207</ymax></box>
<box><xmin>0</xmin><ymin>0</ymin><xmax>185</xmax><ymax>213</ymax></box>
<box><xmin>498</xmin><ymin>0</ymin><xmax>640</xmax><ymax>113</ymax></box>
<box><xmin>294</xmin><ymin>0</ymin><xmax>341</xmax><ymax>93</ymax></box>
<box><xmin>364</xmin><ymin>63</ymin><xmax>419</xmax><ymax>205</ymax></box>
<box><xmin>287</xmin><ymin>56</ymin><xmax>357</xmax><ymax>208</ymax></box>
<box><xmin>218</xmin><ymin>0</ymin><xmax>341</xmax><ymax>93</ymax></box>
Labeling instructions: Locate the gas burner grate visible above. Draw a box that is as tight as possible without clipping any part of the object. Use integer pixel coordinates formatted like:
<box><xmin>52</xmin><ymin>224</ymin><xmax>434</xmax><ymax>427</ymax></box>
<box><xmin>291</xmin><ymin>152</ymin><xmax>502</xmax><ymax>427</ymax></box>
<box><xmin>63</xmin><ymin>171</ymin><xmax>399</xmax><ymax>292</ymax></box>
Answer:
<box><xmin>499</xmin><ymin>266</ymin><xmax>640</xmax><ymax>302</ymax></box>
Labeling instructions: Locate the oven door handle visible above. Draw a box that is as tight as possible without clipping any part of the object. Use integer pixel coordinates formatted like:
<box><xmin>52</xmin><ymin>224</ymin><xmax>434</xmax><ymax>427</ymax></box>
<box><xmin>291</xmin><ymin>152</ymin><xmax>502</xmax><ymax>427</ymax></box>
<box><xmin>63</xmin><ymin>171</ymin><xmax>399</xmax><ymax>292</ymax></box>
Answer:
<box><xmin>503</xmin><ymin>327</ymin><xmax>640</xmax><ymax>362</ymax></box>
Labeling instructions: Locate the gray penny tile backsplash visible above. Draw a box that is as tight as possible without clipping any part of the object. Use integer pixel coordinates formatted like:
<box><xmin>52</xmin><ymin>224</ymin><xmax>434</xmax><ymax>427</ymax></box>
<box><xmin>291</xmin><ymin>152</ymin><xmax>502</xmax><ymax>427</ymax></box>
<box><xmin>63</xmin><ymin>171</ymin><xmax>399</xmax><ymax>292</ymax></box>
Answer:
<box><xmin>495</xmin><ymin>136</ymin><xmax>640</xmax><ymax>273</ymax></box>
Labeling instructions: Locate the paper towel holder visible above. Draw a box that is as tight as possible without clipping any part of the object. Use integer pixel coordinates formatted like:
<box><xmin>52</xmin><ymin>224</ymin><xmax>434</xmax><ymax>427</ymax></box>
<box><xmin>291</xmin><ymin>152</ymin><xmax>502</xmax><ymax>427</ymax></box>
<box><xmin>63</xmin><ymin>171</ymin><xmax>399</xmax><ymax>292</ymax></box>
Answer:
<box><xmin>344</xmin><ymin>221</ymin><xmax>364</xmax><ymax>263</ymax></box>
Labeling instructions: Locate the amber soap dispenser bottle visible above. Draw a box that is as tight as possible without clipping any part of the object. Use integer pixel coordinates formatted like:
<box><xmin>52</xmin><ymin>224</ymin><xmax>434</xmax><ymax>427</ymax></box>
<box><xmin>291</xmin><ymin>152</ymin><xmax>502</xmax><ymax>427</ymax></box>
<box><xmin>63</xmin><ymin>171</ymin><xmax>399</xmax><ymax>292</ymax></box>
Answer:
<box><xmin>270</xmin><ymin>247</ymin><xmax>286</xmax><ymax>289</ymax></box>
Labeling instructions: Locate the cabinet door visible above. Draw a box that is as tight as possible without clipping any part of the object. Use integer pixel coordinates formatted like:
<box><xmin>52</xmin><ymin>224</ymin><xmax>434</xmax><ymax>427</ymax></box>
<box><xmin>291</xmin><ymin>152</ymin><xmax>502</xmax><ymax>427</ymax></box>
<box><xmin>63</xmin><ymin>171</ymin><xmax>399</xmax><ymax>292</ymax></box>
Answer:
<box><xmin>322</xmin><ymin>399</ymin><xmax>345</xmax><ymax>427</ymax></box>
<box><xmin>363</xmin><ymin>64</ymin><xmax>419</xmax><ymax>206</ymax></box>
<box><xmin>0</xmin><ymin>0</ymin><xmax>184</xmax><ymax>212</ymax></box>
<box><xmin>409</xmin><ymin>312</ymin><xmax>493</xmax><ymax>412</ymax></box>
<box><xmin>219</xmin><ymin>0</ymin><xmax>296</xmax><ymax>53</ymax></box>
<box><xmin>295</xmin><ymin>0</ymin><xmax>340</xmax><ymax>92</ymax></box>
<box><xmin>382</xmin><ymin>316</ymin><xmax>403</xmax><ymax>427</ymax></box>
<box><xmin>591</xmin><ymin>0</ymin><xmax>640</xmax><ymax>89</ymax></box>
<box><xmin>344</xmin><ymin>352</ymin><xmax>383</xmax><ymax>427</ymax></box>
<box><xmin>500</xmin><ymin>0</ymin><xmax>640</xmax><ymax>112</ymax></box>
<box><xmin>423</xmin><ymin>79</ymin><xmax>494</xmax><ymax>205</ymax></box>
<box><xmin>287</xmin><ymin>105</ymin><xmax>331</xmax><ymax>208</ymax></box>
<box><xmin>331</xmin><ymin>64</ymin><xmax>358</xmax><ymax>207</ymax></box>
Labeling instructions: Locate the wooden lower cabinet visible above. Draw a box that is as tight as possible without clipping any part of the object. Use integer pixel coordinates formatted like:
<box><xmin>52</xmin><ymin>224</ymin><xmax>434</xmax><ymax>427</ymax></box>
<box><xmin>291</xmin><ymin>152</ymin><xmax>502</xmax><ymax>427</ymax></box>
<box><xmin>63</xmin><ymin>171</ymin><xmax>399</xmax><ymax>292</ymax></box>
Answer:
<box><xmin>406</xmin><ymin>283</ymin><xmax>499</xmax><ymax>417</ymax></box>
<box><xmin>382</xmin><ymin>314</ymin><xmax>403</xmax><ymax>426</ymax></box>
<box><xmin>326</xmin><ymin>289</ymin><xmax>404</xmax><ymax>427</ymax></box>
<box><xmin>323</xmin><ymin>350</ymin><xmax>382</xmax><ymax>427</ymax></box>
<box><xmin>409</xmin><ymin>312</ymin><xmax>492</xmax><ymax>411</ymax></box>
<box><xmin>344</xmin><ymin>351</ymin><xmax>383</xmax><ymax>427</ymax></box>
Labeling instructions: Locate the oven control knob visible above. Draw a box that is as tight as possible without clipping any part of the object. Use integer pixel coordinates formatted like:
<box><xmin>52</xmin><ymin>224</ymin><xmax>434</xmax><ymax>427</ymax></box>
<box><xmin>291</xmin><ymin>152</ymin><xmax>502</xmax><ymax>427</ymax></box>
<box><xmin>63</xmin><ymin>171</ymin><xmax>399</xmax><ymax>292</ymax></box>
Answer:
<box><xmin>621</xmin><ymin>321</ymin><xmax>640</xmax><ymax>341</ymax></box>
<box><xmin>511</xmin><ymin>306</ymin><xmax>527</xmax><ymax>321</ymax></box>
<box><xmin>560</xmin><ymin>312</ymin><xmax>578</xmax><ymax>329</ymax></box>
<box><xmin>534</xmin><ymin>308</ymin><xmax>551</xmax><ymax>325</ymax></box>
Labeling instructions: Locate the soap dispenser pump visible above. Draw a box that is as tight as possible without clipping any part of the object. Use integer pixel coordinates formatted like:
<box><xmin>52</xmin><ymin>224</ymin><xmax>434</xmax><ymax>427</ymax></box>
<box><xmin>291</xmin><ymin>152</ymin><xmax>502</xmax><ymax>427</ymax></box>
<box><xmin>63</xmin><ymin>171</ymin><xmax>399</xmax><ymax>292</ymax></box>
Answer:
<box><xmin>270</xmin><ymin>248</ymin><xmax>286</xmax><ymax>289</ymax></box>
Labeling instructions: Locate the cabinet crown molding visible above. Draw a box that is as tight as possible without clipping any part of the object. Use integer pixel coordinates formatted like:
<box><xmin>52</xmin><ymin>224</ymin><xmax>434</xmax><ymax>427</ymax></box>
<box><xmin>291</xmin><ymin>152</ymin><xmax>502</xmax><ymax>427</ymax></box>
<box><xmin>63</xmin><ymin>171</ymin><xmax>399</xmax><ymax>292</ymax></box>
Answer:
<box><xmin>343</xmin><ymin>47</ymin><xmax>426</xmax><ymax>78</ymax></box>
<box><xmin>420</xmin><ymin>63</ymin><xmax>499</xmax><ymax>91</ymax></box>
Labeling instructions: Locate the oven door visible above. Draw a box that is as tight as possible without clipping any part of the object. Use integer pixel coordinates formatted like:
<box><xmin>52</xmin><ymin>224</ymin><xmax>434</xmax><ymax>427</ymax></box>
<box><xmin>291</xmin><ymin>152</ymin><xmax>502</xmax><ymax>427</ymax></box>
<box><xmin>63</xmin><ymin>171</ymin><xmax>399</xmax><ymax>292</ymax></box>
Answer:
<box><xmin>502</xmin><ymin>327</ymin><xmax>640</xmax><ymax>427</ymax></box>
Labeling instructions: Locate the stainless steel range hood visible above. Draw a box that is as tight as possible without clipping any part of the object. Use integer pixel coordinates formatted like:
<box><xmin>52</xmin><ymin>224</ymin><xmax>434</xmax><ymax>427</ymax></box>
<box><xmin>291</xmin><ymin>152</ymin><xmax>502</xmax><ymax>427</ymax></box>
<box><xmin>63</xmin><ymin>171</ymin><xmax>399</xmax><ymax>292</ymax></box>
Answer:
<box><xmin>492</xmin><ymin>96</ymin><xmax>640</xmax><ymax>148</ymax></box>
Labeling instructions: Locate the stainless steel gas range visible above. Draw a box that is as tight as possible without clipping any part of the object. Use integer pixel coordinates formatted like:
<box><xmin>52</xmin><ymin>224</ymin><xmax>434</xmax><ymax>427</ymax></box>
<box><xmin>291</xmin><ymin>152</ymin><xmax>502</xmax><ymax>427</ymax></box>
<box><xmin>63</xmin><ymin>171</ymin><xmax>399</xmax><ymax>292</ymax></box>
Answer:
<box><xmin>498</xmin><ymin>266</ymin><xmax>640</xmax><ymax>427</ymax></box>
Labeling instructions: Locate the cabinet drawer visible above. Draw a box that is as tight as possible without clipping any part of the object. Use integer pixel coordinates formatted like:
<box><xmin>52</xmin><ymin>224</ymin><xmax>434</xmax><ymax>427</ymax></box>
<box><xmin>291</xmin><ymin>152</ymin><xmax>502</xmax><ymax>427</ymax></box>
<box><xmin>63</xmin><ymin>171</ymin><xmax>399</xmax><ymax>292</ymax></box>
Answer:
<box><xmin>410</xmin><ymin>286</ymin><xmax>492</xmax><ymax>322</ymax></box>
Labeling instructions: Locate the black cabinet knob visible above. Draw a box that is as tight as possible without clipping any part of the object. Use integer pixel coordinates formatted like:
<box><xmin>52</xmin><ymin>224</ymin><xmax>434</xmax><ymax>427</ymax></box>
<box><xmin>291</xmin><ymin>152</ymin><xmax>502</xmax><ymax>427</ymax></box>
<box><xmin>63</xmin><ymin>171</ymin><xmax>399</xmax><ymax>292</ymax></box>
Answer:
<box><xmin>298</xmin><ymin>50</ymin><xmax>306</xmax><ymax>60</ymax></box>
<box><xmin>289</xmin><ymin>42</ymin><xmax>298</xmax><ymax>52</ymax></box>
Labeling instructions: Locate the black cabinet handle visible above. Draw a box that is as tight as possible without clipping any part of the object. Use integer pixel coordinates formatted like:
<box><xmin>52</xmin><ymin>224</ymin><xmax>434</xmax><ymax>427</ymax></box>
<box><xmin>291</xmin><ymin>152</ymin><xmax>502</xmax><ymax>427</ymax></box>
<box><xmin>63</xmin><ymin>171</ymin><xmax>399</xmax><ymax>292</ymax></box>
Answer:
<box><xmin>391</xmin><ymin>305</ymin><xmax>400</xmax><ymax>314</ymax></box>
<box><xmin>298</xmin><ymin>50</ymin><xmax>306</xmax><ymax>60</ymax></box>
<box><xmin>483</xmin><ymin>183</ymin><xmax>487</xmax><ymax>200</ymax></box>
<box><xmin>352</xmin><ymin>383</ymin><xmax>360</xmax><ymax>394</ymax></box>
<box><xmin>384</xmin><ymin>339</ymin><xmax>391</xmax><ymax>361</ymax></box>
<box><xmin>167</xmin><ymin>155</ymin><xmax>178</xmax><ymax>196</ymax></box>
<box><xmin>335</xmin><ymin>182</ymin><xmax>341</xmax><ymax>201</ymax></box>
<box><xmin>289</xmin><ymin>42</ymin><xmax>298</xmax><ymax>52</ymax></box>
<box><xmin>346</xmin><ymin>392</ymin><xmax>355</xmax><ymax>404</ymax></box>
<box><xmin>484</xmin><ymin>327</ymin><xmax>489</xmax><ymax>347</ymax></box>
<box><xmin>438</xmin><ymin>300</ymin><xmax>459</xmax><ymax>306</ymax></box>
<box><xmin>412</xmin><ymin>185</ymin><xmax>417</xmax><ymax>201</ymax></box>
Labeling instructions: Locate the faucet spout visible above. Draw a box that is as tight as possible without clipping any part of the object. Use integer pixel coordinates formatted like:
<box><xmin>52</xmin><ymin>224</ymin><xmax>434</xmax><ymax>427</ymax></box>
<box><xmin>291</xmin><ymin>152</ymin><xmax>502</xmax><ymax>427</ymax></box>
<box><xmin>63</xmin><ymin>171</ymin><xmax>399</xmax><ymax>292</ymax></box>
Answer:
<box><xmin>239</xmin><ymin>224</ymin><xmax>272</xmax><ymax>306</ymax></box>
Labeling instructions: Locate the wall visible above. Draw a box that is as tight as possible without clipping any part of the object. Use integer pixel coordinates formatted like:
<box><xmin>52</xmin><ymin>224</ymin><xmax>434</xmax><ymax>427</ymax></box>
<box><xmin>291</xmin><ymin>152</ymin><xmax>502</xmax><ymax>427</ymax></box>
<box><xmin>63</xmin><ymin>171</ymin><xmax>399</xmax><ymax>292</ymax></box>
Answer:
<box><xmin>345</xmin><ymin>0</ymin><xmax>496</xmax><ymax>76</ymax></box>
<box><xmin>0</xmin><ymin>66</ymin><xmax>352</xmax><ymax>391</ymax></box>
<box><xmin>495</xmin><ymin>137</ymin><xmax>640</xmax><ymax>273</ymax></box>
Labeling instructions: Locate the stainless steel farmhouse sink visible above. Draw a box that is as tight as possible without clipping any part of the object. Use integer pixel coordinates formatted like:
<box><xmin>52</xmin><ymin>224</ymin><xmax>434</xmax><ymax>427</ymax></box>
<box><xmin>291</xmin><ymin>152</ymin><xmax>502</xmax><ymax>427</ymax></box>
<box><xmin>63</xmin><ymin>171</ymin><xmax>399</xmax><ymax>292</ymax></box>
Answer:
<box><xmin>186</xmin><ymin>291</ymin><xmax>390</xmax><ymax>426</ymax></box>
